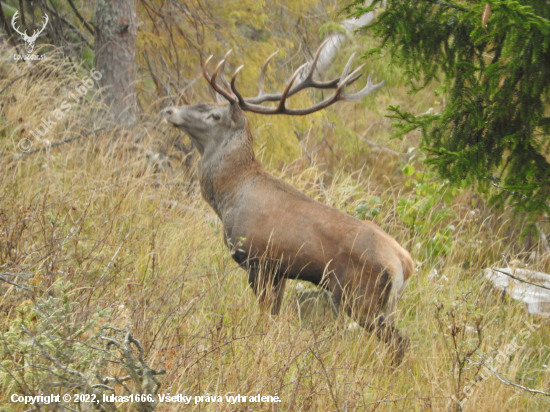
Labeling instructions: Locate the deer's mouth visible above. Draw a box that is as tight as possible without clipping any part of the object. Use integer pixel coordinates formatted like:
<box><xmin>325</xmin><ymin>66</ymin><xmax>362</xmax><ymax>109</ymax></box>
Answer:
<box><xmin>162</xmin><ymin>107</ymin><xmax>174</xmax><ymax>121</ymax></box>
<box><xmin>162</xmin><ymin>107</ymin><xmax>182</xmax><ymax>127</ymax></box>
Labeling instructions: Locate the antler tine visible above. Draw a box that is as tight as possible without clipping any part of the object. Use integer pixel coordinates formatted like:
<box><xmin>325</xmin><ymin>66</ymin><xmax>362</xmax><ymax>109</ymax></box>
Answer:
<box><xmin>343</xmin><ymin>75</ymin><xmax>385</xmax><ymax>101</ymax></box>
<box><xmin>339</xmin><ymin>52</ymin><xmax>357</xmax><ymax>85</ymax></box>
<box><xmin>230</xmin><ymin>65</ymin><xmax>246</xmax><ymax>105</ymax></box>
<box><xmin>298</xmin><ymin>38</ymin><xmax>330</xmax><ymax>83</ymax></box>
<box><xmin>203</xmin><ymin>54</ymin><xmax>237</xmax><ymax>103</ymax></box>
<box><xmin>276</xmin><ymin>63</ymin><xmax>308</xmax><ymax>112</ymax></box>
<box><xmin>212</xmin><ymin>58</ymin><xmax>237</xmax><ymax>102</ymax></box>
<box><xmin>340</xmin><ymin>63</ymin><xmax>366</xmax><ymax>89</ymax></box>
<box><xmin>203</xmin><ymin>55</ymin><xmax>214</xmax><ymax>82</ymax></box>
<box><xmin>258</xmin><ymin>50</ymin><xmax>279</xmax><ymax>97</ymax></box>
<box><xmin>217</xmin><ymin>50</ymin><xmax>233</xmax><ymax>92</ymax></box>
<box><xmin>335</xmin><ymin>63</ymin><xmax>385</xmax><ymax>102</ymax></box>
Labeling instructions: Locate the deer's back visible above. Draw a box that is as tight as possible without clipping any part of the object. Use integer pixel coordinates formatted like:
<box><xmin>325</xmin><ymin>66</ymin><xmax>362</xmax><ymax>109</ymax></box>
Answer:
<box><xmin>224</xmin><ymin>171</ymin><xmax>413</xmax><ymax>286</ymax></box>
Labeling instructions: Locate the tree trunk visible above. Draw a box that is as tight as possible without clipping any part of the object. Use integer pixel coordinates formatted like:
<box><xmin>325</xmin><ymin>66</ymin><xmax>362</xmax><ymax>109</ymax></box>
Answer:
<box><xmin>298</xmin><ymin>2</ymin><xmax>380</xmax><ymax>82</ymax></box>
<box><xmin>94</xmin><ymin>0</ymin><xmax>137</xmax><ymax>126</ymax></box>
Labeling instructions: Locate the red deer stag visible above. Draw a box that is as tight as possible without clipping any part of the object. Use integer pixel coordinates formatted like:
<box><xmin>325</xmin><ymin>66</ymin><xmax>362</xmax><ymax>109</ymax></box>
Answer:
<box><xmin>163</xmin><ymin>40</ymin><xmax>414</xmax><ymax>363</ymax></box>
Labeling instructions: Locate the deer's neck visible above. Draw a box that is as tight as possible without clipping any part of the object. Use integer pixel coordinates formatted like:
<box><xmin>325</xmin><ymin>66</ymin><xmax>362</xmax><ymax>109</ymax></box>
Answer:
<box><xmin>198</xmin><ymin>128</ymin><xmax>259</xmax><ymax>218</ymax></box>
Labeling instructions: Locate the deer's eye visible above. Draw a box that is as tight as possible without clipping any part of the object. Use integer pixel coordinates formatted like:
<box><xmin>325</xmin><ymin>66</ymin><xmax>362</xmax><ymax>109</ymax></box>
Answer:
<box><xmin>208</xmin><ymin>113</ymin><xmax>220</xmax><ymax>121</ymax></box>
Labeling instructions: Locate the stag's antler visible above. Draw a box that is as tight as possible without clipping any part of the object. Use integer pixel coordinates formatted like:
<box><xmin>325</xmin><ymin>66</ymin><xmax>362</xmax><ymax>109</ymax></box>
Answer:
<box><xmin>203</xmin><ymin>39</ymin><xmax>384</xmax><ymax>115</ymax></box>
<box><xmin>31</xmin><ymin>13</ymin><xmax>49</xmax><ymax>40</ymax></box>
<box><xmin>12</xmin><ymin>11</ymin><xmax>48</xmax><ymax>41</ymax></box>
<box><xmin>11</xmin><ymin>11</ymin><xmax>28</xmax><ymax>38</ymax></box>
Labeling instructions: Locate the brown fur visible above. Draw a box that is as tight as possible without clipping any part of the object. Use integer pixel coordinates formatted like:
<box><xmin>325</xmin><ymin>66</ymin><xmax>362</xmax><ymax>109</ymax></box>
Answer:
<box><xmin>163</xmin><ymin>101</ymin><xmax>414</xmax><ymax>363</ymax></box>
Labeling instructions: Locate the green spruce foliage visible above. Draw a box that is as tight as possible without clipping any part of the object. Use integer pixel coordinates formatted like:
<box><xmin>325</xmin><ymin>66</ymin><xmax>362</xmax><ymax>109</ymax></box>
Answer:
<box><xmin>345</xmin><ymin>0</ymin><xmax>550</xmax><ymax>216</ymax></box>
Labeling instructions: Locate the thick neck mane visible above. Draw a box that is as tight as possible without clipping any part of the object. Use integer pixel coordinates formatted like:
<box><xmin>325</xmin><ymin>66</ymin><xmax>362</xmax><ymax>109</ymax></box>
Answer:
<box><xmin>198</xmin><ymin>117</ymin><xmax>259</xmax><ymax>218</ymax></box>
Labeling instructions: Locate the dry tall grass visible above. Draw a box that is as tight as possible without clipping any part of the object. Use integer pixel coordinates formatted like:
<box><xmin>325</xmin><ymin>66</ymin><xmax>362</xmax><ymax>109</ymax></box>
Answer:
<box><xmin>1</xmin><ymin>45</ymin><xmax>549</xmax><ymax>412</ymax></box>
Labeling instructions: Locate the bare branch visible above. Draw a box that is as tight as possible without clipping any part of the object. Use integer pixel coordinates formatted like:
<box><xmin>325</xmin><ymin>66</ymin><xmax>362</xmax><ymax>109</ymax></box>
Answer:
<box><xmin>0</xmin><ymin>274</ymin><xmax>35</xmax><ymax>293</ymax></box>
<box><xmin>469</xmin><ymin>358</ymin><xmax>550</xmax><ymax>397</ymax></box>
<box><xmin>491</xmin><ymin>267</ymin><xmax>550</xmax><ymax>292</ymax></box>
<box><xmin>66</xmin><ymin>0</ymin><xmax>95</xmax><ymax>35</ymax></box>
<box><xmin>13</xmin><ymin>128</ymin><xmax>106</xmax><ymax>160</ymax></box>
<box><xmin>357</xmin><ymin>133</ymin><xmax>413</xmax><ymax>163</ymax></box>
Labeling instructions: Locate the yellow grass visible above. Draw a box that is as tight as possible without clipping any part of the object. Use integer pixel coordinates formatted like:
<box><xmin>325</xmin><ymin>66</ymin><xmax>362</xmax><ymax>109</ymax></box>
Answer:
<box><xmin>0</xmin><ymin>46</ymin><xmax>549</xmax><ymax>412</ymax></box>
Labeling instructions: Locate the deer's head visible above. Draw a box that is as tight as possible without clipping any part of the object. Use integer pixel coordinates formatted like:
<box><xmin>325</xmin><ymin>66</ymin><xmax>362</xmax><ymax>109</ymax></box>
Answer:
<box><xmin>12</xmin><ymin>11</ymin><xmax>49</xmax><ymax>54</ymax></box>
<box><xmin>163</xmin><ymin>40</ymin><xmax>384</xmax><ymax>157</ymax></box>
<box><xmin>163</xmin><ymin>102</ymin><xmax>247</xmax><ymax>156</ymax></box>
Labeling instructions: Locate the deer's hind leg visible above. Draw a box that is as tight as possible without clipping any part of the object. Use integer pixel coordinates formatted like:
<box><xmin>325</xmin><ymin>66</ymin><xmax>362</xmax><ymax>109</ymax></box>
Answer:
<box><xmin>339</xmin><ymin>269</ymin><xmax>409</xmax><ymax>365</ymax></box>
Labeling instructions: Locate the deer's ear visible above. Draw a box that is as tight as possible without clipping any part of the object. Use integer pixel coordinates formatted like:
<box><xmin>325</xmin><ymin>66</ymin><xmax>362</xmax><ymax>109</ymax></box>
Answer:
<box><xmin>229</xmin><ymin>101</ymin><xmax>246</xmax><ymax>127</ymax></box>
